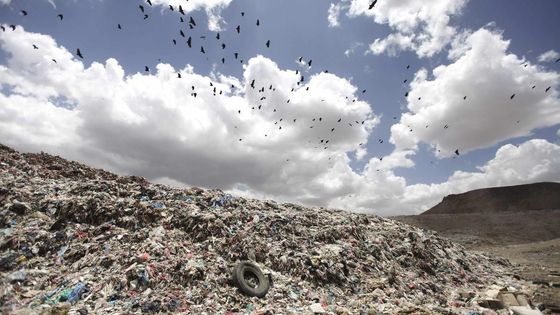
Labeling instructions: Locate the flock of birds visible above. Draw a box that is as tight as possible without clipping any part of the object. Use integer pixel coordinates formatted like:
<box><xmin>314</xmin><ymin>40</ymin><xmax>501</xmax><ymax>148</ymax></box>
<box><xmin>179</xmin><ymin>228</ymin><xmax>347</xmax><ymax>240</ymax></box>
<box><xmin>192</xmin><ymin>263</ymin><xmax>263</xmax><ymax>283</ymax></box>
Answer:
<box><xmin>1</xmin><ymin>1</ymin><xmax>558</xmax><ymax>166</ymax></box>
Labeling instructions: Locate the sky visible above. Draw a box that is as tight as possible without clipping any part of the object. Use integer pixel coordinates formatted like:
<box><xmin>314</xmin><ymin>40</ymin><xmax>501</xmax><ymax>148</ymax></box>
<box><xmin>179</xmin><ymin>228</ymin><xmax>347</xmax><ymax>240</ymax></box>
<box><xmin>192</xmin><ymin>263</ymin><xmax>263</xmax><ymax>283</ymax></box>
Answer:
<box><xmin>1</xmin><ymin>0</ymin><xmax>559</xmax><ymax>216</ymax></box>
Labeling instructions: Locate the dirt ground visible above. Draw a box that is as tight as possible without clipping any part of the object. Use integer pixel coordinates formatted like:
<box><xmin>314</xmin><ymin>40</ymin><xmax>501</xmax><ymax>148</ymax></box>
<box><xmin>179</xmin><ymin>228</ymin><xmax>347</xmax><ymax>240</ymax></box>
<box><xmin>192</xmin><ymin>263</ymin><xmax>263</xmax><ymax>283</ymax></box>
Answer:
<box><xmin>392</xmin><ymin>210</ymin><xmax>560</xmax><ymax>311</ymax></box>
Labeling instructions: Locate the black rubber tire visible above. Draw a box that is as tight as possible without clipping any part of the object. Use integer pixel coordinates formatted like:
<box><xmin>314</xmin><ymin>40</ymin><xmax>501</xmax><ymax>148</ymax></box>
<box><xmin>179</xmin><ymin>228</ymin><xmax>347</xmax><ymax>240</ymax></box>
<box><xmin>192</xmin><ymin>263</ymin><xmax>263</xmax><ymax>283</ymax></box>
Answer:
<box><xmin>232</xmin><ymin>261</ymin><xmax>270</xmax><ymax>298</ymax></box>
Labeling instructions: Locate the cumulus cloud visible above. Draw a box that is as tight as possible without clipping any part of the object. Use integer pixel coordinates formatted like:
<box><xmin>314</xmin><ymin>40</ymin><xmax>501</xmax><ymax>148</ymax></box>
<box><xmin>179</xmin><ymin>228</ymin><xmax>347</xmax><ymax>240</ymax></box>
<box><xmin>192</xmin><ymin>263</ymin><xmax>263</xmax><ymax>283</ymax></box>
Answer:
<box><xmin>149</xmin><ymin>0</ymin><xmax>233</xmax><ymax>31</ymax></box>
<box><xmin>390</xmin><ymin>28</ymin><xmax>560</xmax><ymax>157</ymax></box>
<box><xmin>330</xmin><ymin>139</ymin><xmax>560</xmax><ymax>215</ymax></box>
<box><xmin>0</xmin><ymin>0</ymin><xmax>11</xmax><ymax>5</ymax></box>
<box><xmin>328</xmin><ymin>3</ymin><xmax>343</xmax><ymax>28</ymax></box>
<box><xmin>335</xmin><ymin>0</ymin><xmax>468</xmax><ymax>57</ymax></box>
<box><xmin>538</xmin><ymin>49</ymin><xmax>560</xmax><ymax>63</ymax></box>
<box><xmin>0</xmin><ymin>26</ymin><xmax>378</xmax><ymax>208</ymax></box>
<box><xmin>2</xmin><ymin>27</ymin><xmax>559</xmax><ymax>217</ymax></box>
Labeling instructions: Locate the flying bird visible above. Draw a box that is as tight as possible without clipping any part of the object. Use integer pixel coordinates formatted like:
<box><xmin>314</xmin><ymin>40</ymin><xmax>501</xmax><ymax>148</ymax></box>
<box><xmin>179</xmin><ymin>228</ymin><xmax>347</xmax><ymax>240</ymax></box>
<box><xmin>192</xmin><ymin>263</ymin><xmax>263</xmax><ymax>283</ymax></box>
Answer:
<box><xmin>177</xmin><ymin>73</ymin><xmax>181</xmax><ymax>78</ymax></box>
<box><xmin>463</xmin><ymin>96</ymin><xmax>467</xmax><ymax>100</ymax></box>
<box><xmin>0</xmin><ymin>26</ymin><xmax>4</xmax><ymax>32</ymax></box>
<box><xmin>308</xmin><ymin>59</ymin><xmax>312</xmax><ymax>67</ymax></box>
<box><xmin>234</xmin><ymin>52</ymin><xmax>238</xmax><ymax>59</ymax></box>
<box><xmin>180</xmin><ymin>30</ymin><xmax>185</xmax><ymax>37</ymax></box>
<box><xmin>173</xmin><ymin>39</ymin><xmax>177</xmax><ymax>45</ymax></box>
<box><xmin>57</xmin><ymin>14</ymin><xmax>63</xmax><ymax>20</ymax></box>
<box><xmin>10</xmin><ymin>25</ymin><xmax>16</xmax><ymax>31</ymax></box>
<box><xmin>241</xmin><ymin>12</ymin><xmax>245</xmax><ymax>16</ymax></box>
<box><xmin>144</xmin><ymin>66</ymin><xmax>149</xmax><ymax>72</ymax></box>
<box><xmin>510</xmin><ymin>94</ymin><xmax>515</xmax><ymax>99</ymax></box>
<box><xmin>454</xmin><ymin>149</ymin><xmax>460</xmax><ymax>156</ymax></box>
<box><xmin>216</xmin><ymin>33</ymin><xmax>220</xmax><ymax>40</ymax></box>
<box><xmin>368</xmin><ymin>0</ymin><xmax>378</xmax><ymax>9</ymax></box>
<box><xmin>76</xmin><ymin>48</ymin><xmax>84</xmax><ymax>59</ymax></box>
<box><xmin>406</xmin><ymin>65</ymin><xmax>410</xmax><ymax>69</ymax></box>
<box><xmin>236</xmin><ymin>25</ymin><xmax>240</xmax><ymax>33</ymax></box>
<box><xmin>147</xmin><ymin>0</ymin><xmax>152</xmax><ymax>5</ymax></box>
<box><xmin>265</xmin><ymin>40</ymin><xmax>270</xmax><ymax>48</ymax></box>
<box><xmin>545</xmin><ymin>86</ymin><xmax>551</xmax><ymax>92</ymax></box>
<box><xmin>139</xmin><ymin>5</ymin><xmax>144</xmax><ymax>13</ymax></box>
<box><xmin>555</xmin><ymin>58</ymin><xmax>560</xmax><ymax>63</ymax></box>
<box><xmin>32</xmin><ymin>44</ymin><xmax>38</xmax><ymax>49</ymax></box>
<box><xmin>250</xmin><ymin>80</ymin><xmax>255</xmax><ymax>88</ymax></box>
<box><xmin>256</xmin><ymin>19</ymin><xmax>260</xmax><ymax>26</ymax></box>
<box><xmin>221</xmin><ymin>43</ymin><xmax>226</xmax><ymax>49</ymax></box>
<box><xmin>179</xmin><ymin>6</ymin><xmax>185</xmax><ymax>15</ymax></box>
<box><xmin>169</xmin><ymin>5</ymin><xmax>174</xmax><ymax>11</ymax></box>
<box><xmin>187</xmin><ymin>37</ymin><xmax>192</xmax><ymax>47</ymax></box>
<box><xmin>189</xmin><ymin>17</ymin><xmax>196</xmax><ymax>26</ymax></box>
<box><xmin>118</xmin><ymin>24</ymin><xmax>122</xmax><ymax>29</ymax></box>
<box><xmin>20</xmin><ymin>10</ymin><xmax>28</xmax><ymax>16</ymax></box>
<box><xmin>143</xmin><ymin>14</ymin><xmax>149</xmax><ymax>20</ymax></box>
<box><xmin>200</xmin><ymin>46</ymin><xmax>205</xmax><ymax>53</ymax></box>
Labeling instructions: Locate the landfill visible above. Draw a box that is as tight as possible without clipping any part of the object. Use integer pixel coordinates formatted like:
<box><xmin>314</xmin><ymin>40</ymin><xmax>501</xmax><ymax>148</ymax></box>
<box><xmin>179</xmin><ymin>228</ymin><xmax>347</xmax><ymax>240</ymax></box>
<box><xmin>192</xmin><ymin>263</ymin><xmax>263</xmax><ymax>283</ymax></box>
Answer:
<box><xmin>0</xmin><ymin>143</ymin><xmax>547</xmax><ymax>314</ymax></box>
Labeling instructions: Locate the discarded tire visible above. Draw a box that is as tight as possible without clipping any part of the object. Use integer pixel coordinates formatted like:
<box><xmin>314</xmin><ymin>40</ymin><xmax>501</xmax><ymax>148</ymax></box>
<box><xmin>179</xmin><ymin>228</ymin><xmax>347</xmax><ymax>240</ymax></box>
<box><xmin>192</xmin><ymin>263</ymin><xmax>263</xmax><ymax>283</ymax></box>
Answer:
<box><xmin>232</xmin><ymin>261</ymin><xmax>270</xmax><ymax>298</ymax></box>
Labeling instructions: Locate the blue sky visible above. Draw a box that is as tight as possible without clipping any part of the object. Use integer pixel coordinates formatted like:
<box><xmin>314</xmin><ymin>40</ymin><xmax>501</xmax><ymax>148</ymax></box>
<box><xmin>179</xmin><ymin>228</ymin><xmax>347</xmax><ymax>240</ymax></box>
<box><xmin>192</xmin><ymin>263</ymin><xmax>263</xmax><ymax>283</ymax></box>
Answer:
<box><xmin>1</xmin><ymin>0</ymin><xmax>559</xmax><ymax>215</ymax></box>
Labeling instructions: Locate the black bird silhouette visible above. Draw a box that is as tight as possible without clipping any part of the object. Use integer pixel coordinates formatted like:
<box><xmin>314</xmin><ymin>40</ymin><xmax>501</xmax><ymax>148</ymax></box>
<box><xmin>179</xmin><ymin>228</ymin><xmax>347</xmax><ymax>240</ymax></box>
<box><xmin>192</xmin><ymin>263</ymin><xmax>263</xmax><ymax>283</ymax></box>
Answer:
<box><xmin>189</xmin><ymin>24</ymin><xmax>193</xmax><ymax>29</ymax></box>
<box><xmin>406</xmin><ymin>65</ymin><xmax>410</xmax><ymax>69</ymax></box>
<box><xmin>139</xmin><ymin>5</ymin><xmax>144</xmax><ymax>13</ymax></box>
<box><xmin>10</xmin><ymin>25</ymin><xmax>16</xmax><ymax>31</ymax></box>
<box><xmin>545</xmin><ymin>86</ymin><xmax>551</xmax><ymax>92</ymax></box>
<box><xmin>169</xmin><ymin>5</ymin><xmax>174</xmax><ymax>11</ymax></box>
<box><xmin>555</xmin><ymin>58</ymin><xmax>560</xmax><ymax>63</ymax></box>
<box><xmin>510</xmin><ymin>94</ymin><xmax>515</xmax><ymax>99</ymax></box>
<box><xmin>463</xmin><ymin>96</ymin><xmax>467</xmax><ymax>100</ymax></box>
<box><xmin>454</xmin><ymin>149</ymin><xmax>459</xmax><ymax>156</ymax></box>
<box><xmin>405</xmin><ymin>92</ymin><xmax>409</xmax><ymax>97</ymax></box>
<box><xmin>32</xmin><ymin>44</ymin><xmax>38</xmax><ymax>49</ymax></box>
<box><xmin>189</xmin><ymin>17</ymin><xmax>196</xmax><ymax>26</ymax></box>
<box><xmin>331</xmin><ymin>128</ymin><xmax>335</xmax><ymax>132</ymax></box>
<box><xmin>216</xmin><ymin>33</ymin><xmax>220</xmax><ymax>40</ymax></box>
<box><xmin>180</xmin><ymin>30</ymin><xmax>185</xmax><ymax>37</ymax></box>
<box><xmin>236</xmin><ymin>25</ymin><xmax>240</xmax><ymax>33</ymax></box>
<box><xmin>57</xmin><ymin>14</ymin><xmax>63</xmax><ymax>20</ymax></box>
<box><xmin>147</xmin><ymin>0</ymin><xmax>152</xmax><ymax>5</ymax></box>
<box><xmin>1</xmin><ymin>26</ymin><xmax>4</xmax><ymax>32</ymax></box>
<box><xmin>200</xmin><ymin>46</ymin><xmax>205</xmax><ymax>54</ymax></box>
<box><xmin>221</xmin><ymin>43</ymin><xmax>226</xmax><ymax>49</ymax></box>
<box><xmin>532</xmin><ymin>85</ymin><xmax>536</xmax><ymax>89</ymax></box>
<box><xmin>52</xmin><ymin>59</ymin><xmax>57</xmax><ymax>63</ymax></box>
<box><xmin>362</xmin><ymin>89</ymin><xmax>366</xmax><ymax>93</ymax></box>
<box><xmin>179</xmin><ymin>6</ymin><xmax>185</xmax><ymax>15</ymax></box>
<box><xmin>118</xmin><ymin>24</ymin><xmax>122</xmax><ymax>29</ymax></box>
<box><xmin>368</xmin><ymin>0</ymin><xmax>378</xmax><ymax>9</ymax></box>
<box><xmin>76</xmin><ymin>48</ymin><xmax>84</xmax><ymax>59</ymax></box>
<box><xmin>403</xmin><ymin>79</ymin><xmax>407</xmax><ymax>83</ymax></box>
<box><xmin>256</xmin><ymin>19</ymin><xmax>260</xmax><ymax>26</ymax></box>
<box><xmin>172</xmin><ymin>39</ymin><xmax>176</xmax><ymax>45</ymax></box>
<box><xmin>144</xmin><ymin>66</ymin><xmax>149</xmax><ymax>72</ymax></box>
<box><xmin>265</xmin><ymin>40</ymin><xmax>270</xmax><ymax>48</ymax></box>
<box><xmin>187</xmin><ymin>37</ymin><xmax>192</xmax><ymax>47</ymax></box>
<box><xmin>143</xmin><ymin>14</ymin><xmax>149</xmax><ymax>20</ymax></box>
<box><xmin>234</xmin><ymin>52</ymin><xmax>238</xmax><ymax>59</ymax></box>
<box><xmin>337</xmin><ymin>118</ymin><xmax>341</xmax><ymax>122</ymax></box>
<box><xmin>241</xmin><ymin>12</ymin><xmax>245</xmax><ymax>16</ymax></box>
<box><xmin>222</xmin><ymin>58</ymin><xmax>225</xmax><ymax>64</ymax></box>
<box><xmin>21</xmin><ymin>10</ymin><xmax>28</xmax><ymax>16</ymax></box>
<box><xmin>250</xmin><ymin>80</ymin><xmax>255</xmax><ymax>88</ymax></box>
<box><xmin>180</xmin><ymin>17</ymin><xmax>184</xmax><ymax>22</ymax></box>
<box><xmin>308</xmin><ymin>59</ymin><xmax>312</xmax><ymax>67</ymax></box>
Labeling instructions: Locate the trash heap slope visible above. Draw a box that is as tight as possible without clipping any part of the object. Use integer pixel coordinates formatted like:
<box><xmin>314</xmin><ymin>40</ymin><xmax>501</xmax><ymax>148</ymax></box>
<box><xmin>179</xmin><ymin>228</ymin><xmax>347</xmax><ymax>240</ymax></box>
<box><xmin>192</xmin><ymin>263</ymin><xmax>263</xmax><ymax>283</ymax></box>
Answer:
<box><xmin>0</xmin><ymin>144</ymin><xmax>530</xmax><ymax>314</ymax></box>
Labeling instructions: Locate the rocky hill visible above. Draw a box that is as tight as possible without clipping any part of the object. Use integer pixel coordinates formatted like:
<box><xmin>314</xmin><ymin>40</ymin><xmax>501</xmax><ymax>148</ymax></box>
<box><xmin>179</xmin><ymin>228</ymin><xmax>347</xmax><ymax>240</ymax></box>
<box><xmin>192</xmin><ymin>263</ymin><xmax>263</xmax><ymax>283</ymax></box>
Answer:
<box><xmin>423</xmin><ymin>182</ymin><xmax>560</xmax><ymax>215</ymax></box>
<box><xmin>0</xmin><ymin>144</ymin><xmax>540</xmax><ymax>314</ymax></box>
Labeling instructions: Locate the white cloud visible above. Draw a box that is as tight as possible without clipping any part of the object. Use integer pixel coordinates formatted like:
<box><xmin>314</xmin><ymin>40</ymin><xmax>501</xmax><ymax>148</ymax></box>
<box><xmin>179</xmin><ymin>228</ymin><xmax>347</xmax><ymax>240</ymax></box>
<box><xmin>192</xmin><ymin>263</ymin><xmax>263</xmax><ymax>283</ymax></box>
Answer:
<box><xmin>336</xmin><ymin>0</ymin><xmax>468</xmax><ymax>57</ymax></box>
<box><xmin>330</xmin><ymin>139</ymin><xmax>560</xmax><ymax>215</ymax></box>
<box><xmin>149</xmin><ymin>0</ymin><xmax>233</xmax><ymax>31</ymax></box>
<box><xmin>0</xmin><ymin>0</ymin><xmax>11</xmax><ymax>5</ymax></box>
<box><xmin>0</xmin><ymin>26</ymin><xmax>378</xmax><ymax>208</ymax></box>
<box><xmin>328</xmin><ymin>3</ymin><xmax>343</xmax><ymax>28</ymax></box>
<box><xmin>538</xmin><ymin>49</ymin><xmax>560</xmax><ymax>63</ymax></box>
<box><xmin>2</xmin><ymin>27</ymin><xmax>559</xmax><ymax>217</ymax></box>
<box><xmin>344</xmin><ymin>42</ymin><xmax>364</xmax><ymax>58</ymax></box>
<box><xmin>390</xmin><ymin>28</ymin><xmax>560</xmax><ymax>157</ymax></box>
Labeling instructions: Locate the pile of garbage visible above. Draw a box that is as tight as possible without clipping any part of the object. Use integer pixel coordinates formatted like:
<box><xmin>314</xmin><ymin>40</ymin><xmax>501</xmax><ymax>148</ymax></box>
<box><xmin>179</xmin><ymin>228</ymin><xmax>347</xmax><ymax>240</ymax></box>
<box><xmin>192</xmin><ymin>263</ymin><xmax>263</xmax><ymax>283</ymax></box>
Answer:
<box><xmin>0</xmin><ymin>144</ymin><xmax>545</xmax><ymax>314</ymax></box>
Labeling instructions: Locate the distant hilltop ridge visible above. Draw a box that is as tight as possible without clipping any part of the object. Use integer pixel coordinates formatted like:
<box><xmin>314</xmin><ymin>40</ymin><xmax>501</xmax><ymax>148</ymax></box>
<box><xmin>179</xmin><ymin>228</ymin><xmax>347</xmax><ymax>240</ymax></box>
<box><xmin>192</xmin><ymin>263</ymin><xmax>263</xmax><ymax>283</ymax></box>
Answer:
<box><xmin>423</xmin><ymin>182</ymin><xmax>560</xmax><ymax>215</ymax></box>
